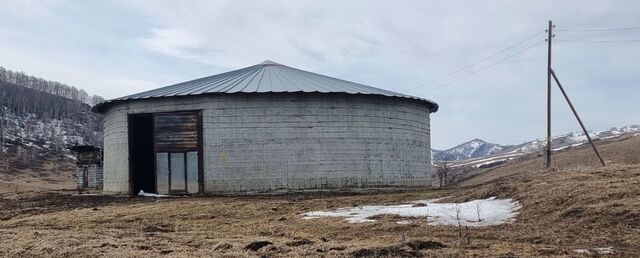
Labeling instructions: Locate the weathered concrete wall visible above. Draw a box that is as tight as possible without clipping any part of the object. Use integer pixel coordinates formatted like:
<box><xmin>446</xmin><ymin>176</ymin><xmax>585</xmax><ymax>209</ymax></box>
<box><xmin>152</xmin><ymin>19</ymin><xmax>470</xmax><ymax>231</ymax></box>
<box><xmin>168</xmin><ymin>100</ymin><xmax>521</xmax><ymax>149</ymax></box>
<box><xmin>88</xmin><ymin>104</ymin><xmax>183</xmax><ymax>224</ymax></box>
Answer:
<box><xmin>101</xmin><ymin>93</ymin><xmax>433</xmax><ymax>193</ymax></box>
<box><xmin>74</xmin><ymin>164</ymin><xmax>103</xmax><ymax>190</ymax></box>
<box><xmin>102</xmin><ymin>105</ymin><xmax>130</xmax><ymax>193</ymax></box>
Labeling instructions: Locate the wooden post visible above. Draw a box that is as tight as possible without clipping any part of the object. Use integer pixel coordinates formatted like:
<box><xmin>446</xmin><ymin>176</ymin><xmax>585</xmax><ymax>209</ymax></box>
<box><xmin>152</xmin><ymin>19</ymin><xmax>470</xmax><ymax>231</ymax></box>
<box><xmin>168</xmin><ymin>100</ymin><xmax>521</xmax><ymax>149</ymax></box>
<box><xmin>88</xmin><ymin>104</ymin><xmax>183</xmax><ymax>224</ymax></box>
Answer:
<box><xmin>546</xmin><ymin>20</ymin><xmax>553</xmax><ymax>168</ymax></box>
<box><xmin>550</xmin><ymin>69</ymin><xmax>606</xmax><ymax>166</ymax></box>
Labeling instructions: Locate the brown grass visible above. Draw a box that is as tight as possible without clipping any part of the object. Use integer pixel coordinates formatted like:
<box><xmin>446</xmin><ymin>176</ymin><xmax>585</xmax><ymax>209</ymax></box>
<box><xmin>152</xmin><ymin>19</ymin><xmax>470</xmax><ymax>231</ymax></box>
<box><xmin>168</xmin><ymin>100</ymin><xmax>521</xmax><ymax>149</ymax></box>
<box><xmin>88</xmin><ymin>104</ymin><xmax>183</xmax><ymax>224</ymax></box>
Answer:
<box><xmin>0</xmin><ymin>135</ymin><xmax>639</xmax><ymax>257</ymax></box>
<box><xmin>0</xmin><ymin>154</ymin><xmax>75</xmax><ymax>194</ymax></box>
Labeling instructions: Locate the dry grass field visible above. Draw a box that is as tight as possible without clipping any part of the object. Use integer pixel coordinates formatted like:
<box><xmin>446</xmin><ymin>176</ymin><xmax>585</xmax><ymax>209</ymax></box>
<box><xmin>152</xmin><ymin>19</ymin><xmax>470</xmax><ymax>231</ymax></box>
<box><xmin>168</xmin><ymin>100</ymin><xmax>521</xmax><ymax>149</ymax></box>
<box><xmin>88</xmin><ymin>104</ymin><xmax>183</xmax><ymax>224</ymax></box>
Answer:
<box><xmin>1</xmin><ymin>135</ymin><xmax>639</xmax><ymax>257</ymax></box>
<box><xmin>0</xmin><ymin>155</ymin><xmax>75</xmax><ymax>194</ymax></box>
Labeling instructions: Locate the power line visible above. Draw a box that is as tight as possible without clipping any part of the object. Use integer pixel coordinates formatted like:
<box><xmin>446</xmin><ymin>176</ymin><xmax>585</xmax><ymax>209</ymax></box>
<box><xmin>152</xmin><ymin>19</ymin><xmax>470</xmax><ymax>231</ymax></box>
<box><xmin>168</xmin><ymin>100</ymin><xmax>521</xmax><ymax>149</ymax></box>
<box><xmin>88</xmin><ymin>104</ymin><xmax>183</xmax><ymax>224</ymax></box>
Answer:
<box><xmin>556</xmin><ymin>26</ymin><xmax>640</xmax><ymax>32</ymax></box>
<box><xmin>403</xmin><ymin>30</ymin><xmax>545</xmax><ymax>93</ymax></box>
<box><xmin>415</xmin><ymin>39</ymin><xmax>545</xmax><ymax>95</ymax></box>
<box><xmin>557</xmin><ymin>39</ymin><xmax>640</xmax><ymax>43</ymax></box>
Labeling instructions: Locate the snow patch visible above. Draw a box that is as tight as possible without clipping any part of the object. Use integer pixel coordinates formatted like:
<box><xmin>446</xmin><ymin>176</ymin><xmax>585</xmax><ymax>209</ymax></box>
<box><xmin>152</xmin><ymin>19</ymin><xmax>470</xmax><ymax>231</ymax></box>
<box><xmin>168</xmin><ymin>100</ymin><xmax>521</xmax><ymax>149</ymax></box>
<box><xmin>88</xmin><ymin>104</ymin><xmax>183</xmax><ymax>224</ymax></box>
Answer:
<box><xmin>302</xmin><ymin>197</ymin><xmax>521</xmax><ymax>226</ymax></box>
<box><xmin>552</xmin><ymin>142</ymin><xmax>585</xmax><ymax>151</ymax></box>
<box><xmin>472</xmin><ymin>159</ymin><xmax>507</xmax><ymax>168</ymax></box>
<box><xmin>138</xmin><ymin>190</ymin><xmax>172</xmax><ymax>198</ymax></box>
<box><xmin>573</xmin><ymin>246</ymin><xmax>614</xmax><ymax>255</ymax></box>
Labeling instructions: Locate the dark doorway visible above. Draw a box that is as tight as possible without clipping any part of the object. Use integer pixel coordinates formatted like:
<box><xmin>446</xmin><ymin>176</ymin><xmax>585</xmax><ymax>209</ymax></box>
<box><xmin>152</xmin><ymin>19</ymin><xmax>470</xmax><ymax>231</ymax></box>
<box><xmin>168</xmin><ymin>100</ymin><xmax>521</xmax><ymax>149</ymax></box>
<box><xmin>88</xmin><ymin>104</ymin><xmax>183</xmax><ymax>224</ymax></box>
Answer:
<box><xmin>128</xmin><ymin>114</ymin><xmax>156</xmax><ymax>194</ymax></box>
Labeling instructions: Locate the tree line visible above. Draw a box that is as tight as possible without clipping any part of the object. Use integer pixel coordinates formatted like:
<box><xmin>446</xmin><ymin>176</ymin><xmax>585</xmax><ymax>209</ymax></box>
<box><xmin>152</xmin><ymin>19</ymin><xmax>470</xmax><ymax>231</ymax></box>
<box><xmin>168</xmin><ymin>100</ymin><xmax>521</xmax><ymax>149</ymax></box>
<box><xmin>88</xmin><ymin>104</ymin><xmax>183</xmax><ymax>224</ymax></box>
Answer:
<box><xmin>0</xmin><ymin>82</ymin><xmax>98</xmax><ymax>122</ymax></box>
<box><xmin>0</xmin><ymin>66</ymin><xmax>104</xmax><ymax>106</ymax></box>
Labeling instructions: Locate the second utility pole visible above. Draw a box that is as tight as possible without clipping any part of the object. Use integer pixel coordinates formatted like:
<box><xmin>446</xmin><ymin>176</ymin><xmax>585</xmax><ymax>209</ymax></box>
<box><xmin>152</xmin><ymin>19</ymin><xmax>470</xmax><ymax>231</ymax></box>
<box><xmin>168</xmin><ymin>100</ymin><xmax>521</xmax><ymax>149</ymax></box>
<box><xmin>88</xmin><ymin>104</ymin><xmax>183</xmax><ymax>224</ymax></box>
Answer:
<box><xmin>546</xmin><ymin>20</ymin><xmax>553</xmax><ymax>168</ymax></box>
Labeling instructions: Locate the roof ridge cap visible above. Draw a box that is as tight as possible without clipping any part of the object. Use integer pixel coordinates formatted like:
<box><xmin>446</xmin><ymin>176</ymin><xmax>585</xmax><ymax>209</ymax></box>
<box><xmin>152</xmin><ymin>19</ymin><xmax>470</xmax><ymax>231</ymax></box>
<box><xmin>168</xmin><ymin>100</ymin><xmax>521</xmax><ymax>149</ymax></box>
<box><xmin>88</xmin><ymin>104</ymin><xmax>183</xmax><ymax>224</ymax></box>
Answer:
<box><xmin>260</xmin><ymin>60</ymin><xmax>280</xmax><ymax>65</ymax></box>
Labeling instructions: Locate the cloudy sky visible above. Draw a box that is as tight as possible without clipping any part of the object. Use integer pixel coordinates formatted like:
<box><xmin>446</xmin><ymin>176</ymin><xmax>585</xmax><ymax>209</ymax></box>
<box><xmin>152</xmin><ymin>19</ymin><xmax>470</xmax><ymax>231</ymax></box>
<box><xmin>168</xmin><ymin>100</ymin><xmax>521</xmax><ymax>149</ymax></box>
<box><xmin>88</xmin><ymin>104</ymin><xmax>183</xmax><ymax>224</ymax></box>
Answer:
<box><xmin>1</xmin><ymin>0</ymin><xmax>639</xmax><ymax>149</ymax></box>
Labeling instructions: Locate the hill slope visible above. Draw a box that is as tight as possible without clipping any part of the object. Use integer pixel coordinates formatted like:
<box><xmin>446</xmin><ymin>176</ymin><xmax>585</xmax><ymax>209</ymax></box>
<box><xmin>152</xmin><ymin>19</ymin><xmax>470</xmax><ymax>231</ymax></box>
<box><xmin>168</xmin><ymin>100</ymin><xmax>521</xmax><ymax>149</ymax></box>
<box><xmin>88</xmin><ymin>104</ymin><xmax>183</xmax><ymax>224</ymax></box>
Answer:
<box><xmin>0</xmin><ymin>81</ymin><xmax>102</xmax><ymax>193</ymax></box>
<box><xmin>444</xmin><ymin>134</ymin><xmax>640</xmax><ymax>255</ymax></box>
<box><xmin>434</xmin><ymin>125</ymin><xmax>640</xmax><ymax>169</ymax></box>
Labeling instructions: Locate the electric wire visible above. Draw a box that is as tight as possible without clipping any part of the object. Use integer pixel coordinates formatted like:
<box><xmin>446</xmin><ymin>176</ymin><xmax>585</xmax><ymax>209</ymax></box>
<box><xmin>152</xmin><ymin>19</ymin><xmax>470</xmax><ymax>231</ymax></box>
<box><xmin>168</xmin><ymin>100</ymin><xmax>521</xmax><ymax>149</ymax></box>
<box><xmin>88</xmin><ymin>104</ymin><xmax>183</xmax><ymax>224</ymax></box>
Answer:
<box><xmin>415</xmin><ymin>39</ymin><xmax>546</xmax><ymax>95</ymax></box>
<box><xmin>405</xmin><ymin>25</ymin><xmax>640</xmax><ymax>95</ymax></box>
<box><xmin>557</xmin><ymin>39</ymin><xmax>640</xmax><ymax>43</ymax></box>
<box><xmin>556</xmin><ymin>26</ymin><xmax>640</xmax><ymax>32</ymax></box>
<box><xmin>403</xmin><ymin>30</ymin><xmax>545</xmax><ymax>93</ymax></box>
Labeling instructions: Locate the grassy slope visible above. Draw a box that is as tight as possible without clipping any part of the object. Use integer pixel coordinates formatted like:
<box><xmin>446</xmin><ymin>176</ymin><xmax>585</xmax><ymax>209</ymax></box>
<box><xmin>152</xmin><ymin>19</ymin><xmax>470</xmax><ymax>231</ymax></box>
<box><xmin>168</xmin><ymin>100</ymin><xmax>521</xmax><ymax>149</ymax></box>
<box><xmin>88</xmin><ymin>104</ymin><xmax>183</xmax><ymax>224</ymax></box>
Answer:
<box><xmin>447</xmin><ymin>134</ymin><xmax>640</xmax><ymax>255</ymax></box>
<box><xmin>0</xmin><ymin>152</ymin><xmax>75</xmax><ymax>194</ymax></box>
<box><xmin>460</xmin><ymin>134</ymin><xmax>640</xmax><ymax>187</ymax></box>
<box><xmin>0</xmin><ymin>135</ymin><xmax>638</xmax><ymax>257</ymax></box>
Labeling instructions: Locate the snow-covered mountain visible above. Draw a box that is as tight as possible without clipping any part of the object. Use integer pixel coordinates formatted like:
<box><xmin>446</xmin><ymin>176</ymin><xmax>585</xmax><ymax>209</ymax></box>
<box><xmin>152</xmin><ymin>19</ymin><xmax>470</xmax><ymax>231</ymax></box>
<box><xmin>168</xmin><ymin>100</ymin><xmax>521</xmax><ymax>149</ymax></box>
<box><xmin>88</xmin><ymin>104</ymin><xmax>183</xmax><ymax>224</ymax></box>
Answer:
<box><xmin>433</xmin><ymin>125</ymin><xmax>640</xmax><ymax>163</ymax></box>
<box><xmin>433</xmin><ymin>139</ymin><xmax>505</xmax><ymax>161</ymax></box>
<box><xmin>505</xmin><ymin>125</ymin><xmax>640</xmax><ymax>154</ymax></box>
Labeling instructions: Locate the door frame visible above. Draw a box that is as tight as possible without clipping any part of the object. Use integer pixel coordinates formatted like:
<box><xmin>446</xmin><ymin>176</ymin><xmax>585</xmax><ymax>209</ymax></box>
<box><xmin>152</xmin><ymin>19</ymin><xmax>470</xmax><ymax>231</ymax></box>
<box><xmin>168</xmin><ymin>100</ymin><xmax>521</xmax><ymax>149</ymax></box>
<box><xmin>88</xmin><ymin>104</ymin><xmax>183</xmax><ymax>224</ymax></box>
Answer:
<box><xmin>128</xmin><ymin>110</ymin><xmax>204</xmax><ymax>195</ymax></box>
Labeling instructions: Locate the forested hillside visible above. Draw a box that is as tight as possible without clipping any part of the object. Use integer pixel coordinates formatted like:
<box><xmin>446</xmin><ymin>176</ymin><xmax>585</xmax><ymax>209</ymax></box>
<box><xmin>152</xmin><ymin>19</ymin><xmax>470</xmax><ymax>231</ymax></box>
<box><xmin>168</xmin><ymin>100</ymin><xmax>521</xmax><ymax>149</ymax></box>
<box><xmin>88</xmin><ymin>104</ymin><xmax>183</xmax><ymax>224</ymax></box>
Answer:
<box><xmin>0</xmin><ymin>81</ymin><xmax>102</xmax><ymax>147</ymax></box>
<box><xmin>0</xmin><ymin>68</ymin><xmax>103</xmax><ymax>192</ymax></box>
<box><xmin>0</xmin><ymin>66</ymin><xmax>104</xmax><ymax>106</ymax></box>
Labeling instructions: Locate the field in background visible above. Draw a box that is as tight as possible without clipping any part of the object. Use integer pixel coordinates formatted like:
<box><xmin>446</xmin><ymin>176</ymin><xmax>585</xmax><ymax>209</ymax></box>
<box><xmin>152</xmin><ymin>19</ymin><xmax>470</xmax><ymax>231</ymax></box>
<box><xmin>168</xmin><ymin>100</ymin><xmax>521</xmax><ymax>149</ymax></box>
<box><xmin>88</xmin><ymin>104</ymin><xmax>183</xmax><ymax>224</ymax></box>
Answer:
<box><xmin>0</xmin><ymin>153</ymin><xmax>75</xmax><ymax>194</ymax></box>
<box><xmin>0</xmin><ymin>135</ymin><xmax>639</xmax><ymax>257</ymax></box>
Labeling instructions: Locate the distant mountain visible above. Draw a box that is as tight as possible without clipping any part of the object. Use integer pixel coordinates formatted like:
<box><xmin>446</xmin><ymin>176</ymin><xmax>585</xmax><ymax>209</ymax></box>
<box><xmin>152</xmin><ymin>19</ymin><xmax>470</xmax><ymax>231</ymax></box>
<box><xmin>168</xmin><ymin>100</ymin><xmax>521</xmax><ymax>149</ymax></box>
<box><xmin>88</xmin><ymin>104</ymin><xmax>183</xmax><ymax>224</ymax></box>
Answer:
<box><xmin>504</xmin><ymin>125</ymin><xmax>640</xmax><ymax>154</ymax></box>
<box><xmin>433</xmin><ymin>139</ymin><xmax>505</xmax><ymax>161</ymax></box>
<box><xmin>433</xmin><ymin>125</ymin><xmax>640</xmax><ymax>164</ymax></box>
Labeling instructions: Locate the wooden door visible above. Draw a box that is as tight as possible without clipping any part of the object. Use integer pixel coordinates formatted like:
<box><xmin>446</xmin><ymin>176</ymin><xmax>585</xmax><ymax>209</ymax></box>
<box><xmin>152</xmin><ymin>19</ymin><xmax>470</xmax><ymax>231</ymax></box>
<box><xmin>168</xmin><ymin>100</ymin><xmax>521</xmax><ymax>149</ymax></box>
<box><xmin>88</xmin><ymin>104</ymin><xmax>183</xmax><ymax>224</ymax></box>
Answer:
<box><xmin>153</xmin><ymin>111</ymin><xmax>202</xmax><ymax>194</ymax></box>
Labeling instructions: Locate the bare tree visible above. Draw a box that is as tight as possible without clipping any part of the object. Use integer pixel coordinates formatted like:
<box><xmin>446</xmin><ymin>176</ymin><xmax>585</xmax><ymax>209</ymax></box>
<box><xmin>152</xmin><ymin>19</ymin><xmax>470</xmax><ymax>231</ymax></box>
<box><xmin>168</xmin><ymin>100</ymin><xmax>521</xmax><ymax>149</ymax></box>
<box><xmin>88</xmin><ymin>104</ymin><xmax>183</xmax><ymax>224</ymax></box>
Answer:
<box><xmin>474</xmin><ymin>200</ymin><xmax>482</xmax><ymax>222</ymax></box>
<box><xmin>453</xmin><ymin>203</ymin><xmax>471</xmax><ymax>246</ymax></box>
<box><xmin>436</xmin><ymin>161</ymin><xmax>448</xmax><ymax>187</ymax></box>
<box><xmin>453</xmin><ymin>203</ymin><xmax>463</xmax><ymax>238</ymax></box>
<box><xmin>436</xmin><ymin>161</ymin><xmax>466</xmax><ymax>187</ymax></box>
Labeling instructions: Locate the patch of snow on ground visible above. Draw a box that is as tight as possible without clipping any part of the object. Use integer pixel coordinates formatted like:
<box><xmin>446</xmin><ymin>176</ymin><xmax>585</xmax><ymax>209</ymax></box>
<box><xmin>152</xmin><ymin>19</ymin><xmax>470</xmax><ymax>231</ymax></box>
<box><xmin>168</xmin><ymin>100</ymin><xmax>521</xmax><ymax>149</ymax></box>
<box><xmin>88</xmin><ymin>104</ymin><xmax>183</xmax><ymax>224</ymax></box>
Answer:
<box><xmin>302</xmin><ymin>197</ymin><xmax>521</xmax><ymax>226</ymax></box>
<box><xmin>449</xmin><ymin>153</ymin><xmax>524</xmax><ymax>168</ymax></box>
<box><xmin>552</xmin><ymin>142</ymin><xmax>585</xmax><ymax>151</ymax></box>
<box><xmin>472</xmin><ymin>159</ymin><xmax>506</xmax><ymax>168</ymax></box>
<box><xmin>573</xmin><ymin>246</ymin><xmax>614</xmax><ymax>254</ymax></box>
<box><xmin>138</xmin><ymin>190</ymin><xmax>172</xmax><ymax>198</ymax></box>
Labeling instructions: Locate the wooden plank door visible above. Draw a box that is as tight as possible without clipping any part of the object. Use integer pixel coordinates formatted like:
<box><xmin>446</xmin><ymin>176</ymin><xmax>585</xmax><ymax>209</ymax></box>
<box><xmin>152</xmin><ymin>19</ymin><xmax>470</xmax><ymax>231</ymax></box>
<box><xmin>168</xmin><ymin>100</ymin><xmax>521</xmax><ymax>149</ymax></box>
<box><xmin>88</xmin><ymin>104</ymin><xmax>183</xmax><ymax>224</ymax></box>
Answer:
<box><xmin>153</xmin><ymin>111</ymin><xmax>202</xmax><ymax>194</ymax></box>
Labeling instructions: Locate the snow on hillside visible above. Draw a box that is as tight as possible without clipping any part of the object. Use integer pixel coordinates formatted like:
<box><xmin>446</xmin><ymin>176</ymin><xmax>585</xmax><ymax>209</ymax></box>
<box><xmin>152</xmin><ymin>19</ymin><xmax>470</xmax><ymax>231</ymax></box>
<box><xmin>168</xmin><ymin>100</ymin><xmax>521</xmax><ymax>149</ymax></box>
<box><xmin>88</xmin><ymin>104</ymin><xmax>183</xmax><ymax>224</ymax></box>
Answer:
<box><xmin>434</xmin><ymin>125</ymin><xmax>640</xmax><ymax>164</ymax></box>
<box><xmin>433</xmin><ymin>139</ymin><xmax>505</xmax><ymax>161</ymax></box>
<box><xmin>0</xmin><ymin>107</ymin><xmax>101</xmax><ymax>157</ymax></box>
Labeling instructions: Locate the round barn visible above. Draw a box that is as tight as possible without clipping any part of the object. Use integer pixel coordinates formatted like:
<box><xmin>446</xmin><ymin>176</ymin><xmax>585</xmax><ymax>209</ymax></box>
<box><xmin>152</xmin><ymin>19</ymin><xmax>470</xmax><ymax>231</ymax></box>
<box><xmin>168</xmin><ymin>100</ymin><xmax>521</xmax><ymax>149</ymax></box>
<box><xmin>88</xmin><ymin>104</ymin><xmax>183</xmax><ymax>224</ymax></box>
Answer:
<box><xmin>93</xmin><ymin>61</ymin><xmax>439</xmax><ymax>194</ymax></box>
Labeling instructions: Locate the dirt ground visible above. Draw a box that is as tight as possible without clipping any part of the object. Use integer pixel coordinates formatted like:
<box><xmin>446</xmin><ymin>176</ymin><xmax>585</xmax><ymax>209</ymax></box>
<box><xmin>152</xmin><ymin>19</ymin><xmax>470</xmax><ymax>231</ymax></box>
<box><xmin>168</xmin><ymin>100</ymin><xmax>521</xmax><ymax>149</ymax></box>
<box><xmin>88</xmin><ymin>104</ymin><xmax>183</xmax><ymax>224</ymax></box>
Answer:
<box><xmin>1</xmin><ymin>135</ymin><xmax>639</xmax><ymax>257</ymax></box>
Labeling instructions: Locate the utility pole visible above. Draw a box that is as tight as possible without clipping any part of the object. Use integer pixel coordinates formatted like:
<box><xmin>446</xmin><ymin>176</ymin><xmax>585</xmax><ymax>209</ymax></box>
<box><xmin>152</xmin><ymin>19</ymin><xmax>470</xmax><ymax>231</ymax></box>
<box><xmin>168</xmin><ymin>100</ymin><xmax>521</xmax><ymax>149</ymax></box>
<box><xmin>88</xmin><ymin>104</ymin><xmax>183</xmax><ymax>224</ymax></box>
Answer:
<box><xmin>546</xmin><ymin>20</ymin><xmax>553</xmax><ymax>168</ymax></box>
<box><xmin>545</xmin><ymin>20</ymin><xmax>605</xmax><ymax>167</ymax></box>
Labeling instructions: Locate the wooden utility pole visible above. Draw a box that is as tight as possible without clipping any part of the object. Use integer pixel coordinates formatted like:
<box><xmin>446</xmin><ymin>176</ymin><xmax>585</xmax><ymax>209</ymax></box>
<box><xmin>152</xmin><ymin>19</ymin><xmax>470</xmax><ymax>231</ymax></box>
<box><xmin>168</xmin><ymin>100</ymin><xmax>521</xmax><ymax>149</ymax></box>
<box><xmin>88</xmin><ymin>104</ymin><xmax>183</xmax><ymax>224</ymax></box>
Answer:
<box><xmin>546</xmin><ymin>20</ymin><xmax>553</xmax><ymax>168</ymax></box>
<box><xmin>545</xmin><ymin>20</ymin><xmax>605</xmax><ymax>167</ymax></box>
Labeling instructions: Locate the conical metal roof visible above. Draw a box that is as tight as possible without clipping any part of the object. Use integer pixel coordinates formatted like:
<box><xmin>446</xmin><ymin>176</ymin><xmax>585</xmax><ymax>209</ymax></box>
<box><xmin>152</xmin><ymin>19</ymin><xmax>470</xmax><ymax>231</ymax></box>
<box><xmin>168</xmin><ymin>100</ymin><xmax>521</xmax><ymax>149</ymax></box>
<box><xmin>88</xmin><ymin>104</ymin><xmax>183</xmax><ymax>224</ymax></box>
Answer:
<box><xmin>93</xmin><ymin>61</ymin><xmax>438</xmax><ymax>112</ymax></box>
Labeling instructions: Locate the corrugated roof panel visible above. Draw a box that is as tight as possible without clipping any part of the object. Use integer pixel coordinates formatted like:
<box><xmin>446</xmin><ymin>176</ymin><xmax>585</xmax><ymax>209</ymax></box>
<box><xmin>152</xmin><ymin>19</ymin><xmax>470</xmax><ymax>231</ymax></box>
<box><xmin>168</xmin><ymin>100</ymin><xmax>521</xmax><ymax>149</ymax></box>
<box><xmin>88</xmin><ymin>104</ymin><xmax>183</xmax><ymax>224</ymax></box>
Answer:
<box><xmin>94</xmin><ymin>60</ymin><xmax>438</xmax><ymax>112</ymax></box>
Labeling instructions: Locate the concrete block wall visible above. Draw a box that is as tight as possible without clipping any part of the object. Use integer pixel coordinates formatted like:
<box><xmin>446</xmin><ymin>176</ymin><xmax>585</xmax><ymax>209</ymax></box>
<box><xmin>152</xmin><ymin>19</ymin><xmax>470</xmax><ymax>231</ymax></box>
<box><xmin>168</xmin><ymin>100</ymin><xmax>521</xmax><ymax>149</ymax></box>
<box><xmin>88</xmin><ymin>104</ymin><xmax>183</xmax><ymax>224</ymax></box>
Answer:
<box><xmin>102</xmin><ymin>105</ymin><xmax>130</xmax><ymax>193</ymax></box>
<box><xmin>74</xmin><ymin>164</ymin><xmax>103</xmax><ymax>190</ymax></box>
<box><xmin>101</xmin><ymin>93</ymin><xmax>433</xmax><ymax>194</ymax></box>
